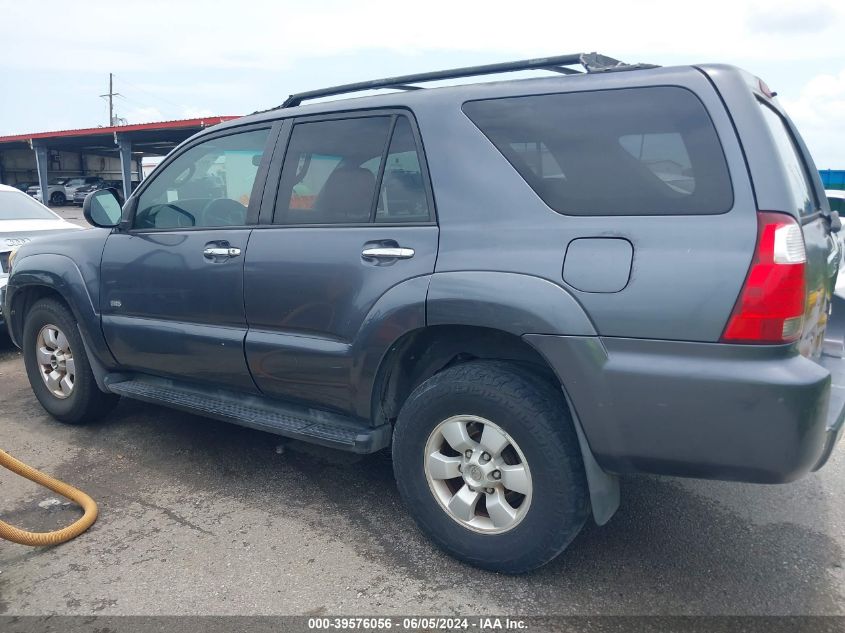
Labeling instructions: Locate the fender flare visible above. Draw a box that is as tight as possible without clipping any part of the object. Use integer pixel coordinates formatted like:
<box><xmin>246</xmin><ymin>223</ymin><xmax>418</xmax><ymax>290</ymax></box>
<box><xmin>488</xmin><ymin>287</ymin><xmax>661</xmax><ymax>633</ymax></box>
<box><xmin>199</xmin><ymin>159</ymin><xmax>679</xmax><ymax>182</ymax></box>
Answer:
<box><xmin>427</xmin><ymin>271</ymin><xmax>596</xmax><ymax>336</ymax></box>
<box><xmin>6</xmin><ymin>253</ymin><xmax>117</xmax><ymax>375</ymax></box>
<box><xmin>351</xmin><ymin>275</ymin><xmax>430</xmax><ymax>419</ymax></box>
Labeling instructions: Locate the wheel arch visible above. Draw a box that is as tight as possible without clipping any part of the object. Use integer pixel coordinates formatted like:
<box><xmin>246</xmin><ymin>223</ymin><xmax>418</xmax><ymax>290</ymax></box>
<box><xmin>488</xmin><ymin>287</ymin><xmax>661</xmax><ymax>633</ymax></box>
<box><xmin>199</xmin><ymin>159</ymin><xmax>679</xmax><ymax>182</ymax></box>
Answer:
<box><xmin>7</xmin><ymin>253</ymin><xmax>118</xmax><ymax>376</ymax></box>
<box><xmin>371</xmin><ymin>323</ymin><xmax>620</xmax><ymax>526</ymax></box>
<box><xmin>371</xmin><ymin>324</ymin><xmax>554</xmax><ymax>426</ymax></box>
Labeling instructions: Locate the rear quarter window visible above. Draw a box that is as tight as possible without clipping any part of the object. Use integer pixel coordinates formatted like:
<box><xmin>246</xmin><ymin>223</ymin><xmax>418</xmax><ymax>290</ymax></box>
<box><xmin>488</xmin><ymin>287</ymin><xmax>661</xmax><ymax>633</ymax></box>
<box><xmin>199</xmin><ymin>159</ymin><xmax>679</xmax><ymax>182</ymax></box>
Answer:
<box><xmin>463</xmin><ymin>86</ymin><xmax>733</xmax><ymax>216</ymax></box>
<box><xmin>758</xmin><ymin>102</ymin><xmax>817</xmax><ymax>217</ymax></box>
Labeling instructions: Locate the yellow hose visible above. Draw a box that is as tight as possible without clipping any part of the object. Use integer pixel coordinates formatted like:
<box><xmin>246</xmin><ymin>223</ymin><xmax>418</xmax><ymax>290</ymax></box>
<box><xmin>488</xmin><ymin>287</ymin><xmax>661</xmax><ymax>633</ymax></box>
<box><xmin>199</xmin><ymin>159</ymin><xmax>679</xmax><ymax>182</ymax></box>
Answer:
<box><xmin>0</xmin><ymin>449</ymin><xmax>98</xmax><ymax>546</ymax></box>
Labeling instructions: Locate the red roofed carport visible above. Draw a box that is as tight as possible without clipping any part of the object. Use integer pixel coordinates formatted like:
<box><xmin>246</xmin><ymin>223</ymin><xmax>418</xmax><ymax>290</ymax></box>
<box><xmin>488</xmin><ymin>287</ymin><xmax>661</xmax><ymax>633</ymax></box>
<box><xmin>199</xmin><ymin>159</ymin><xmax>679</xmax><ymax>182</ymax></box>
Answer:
<box><xmin>0</xmin><ymin>116</ymin><xmax>240</xmax><ymax>203</ymax></box>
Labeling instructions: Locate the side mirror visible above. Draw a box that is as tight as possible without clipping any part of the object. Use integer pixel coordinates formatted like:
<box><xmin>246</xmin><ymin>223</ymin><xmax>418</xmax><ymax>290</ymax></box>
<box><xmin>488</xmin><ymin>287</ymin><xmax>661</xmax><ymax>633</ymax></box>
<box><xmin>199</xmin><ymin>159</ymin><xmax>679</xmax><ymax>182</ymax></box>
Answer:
<box><xmin>83</xmin><ymin>189</ymin><xmax>123</xmax><ymax>228</ymax></box>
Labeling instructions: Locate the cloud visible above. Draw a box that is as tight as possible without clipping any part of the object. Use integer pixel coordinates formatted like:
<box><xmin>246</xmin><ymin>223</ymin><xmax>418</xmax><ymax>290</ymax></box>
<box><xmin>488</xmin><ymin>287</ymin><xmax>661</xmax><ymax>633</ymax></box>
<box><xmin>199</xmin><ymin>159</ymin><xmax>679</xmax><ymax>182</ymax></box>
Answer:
<box><xmin>1</xmin><ymin>0</ymin><xmax>844</xmax><ymax>165</ymax></box>
<box><xmin>1</xmin><ymin>0</ymin><xmax>843</xmax><ymax>73</ymax></box>
<box><xmin>119</xmin><ymin>105</ymin><xmax>165</xmax><ymax>124</ymax></box>
<box><xmin>118</xmin><ymin>104</ymin><xmax>215</xmax><ymax>124</ymax></box>
<box><xmin>780</xmin><ymin>69</ymin><xmax>845</xmax><ymax>168</ymax></box>
<box><xmin>746</xmin><ymin>2</ymin><xmax>834</xmax><ymax>34</ymax></box>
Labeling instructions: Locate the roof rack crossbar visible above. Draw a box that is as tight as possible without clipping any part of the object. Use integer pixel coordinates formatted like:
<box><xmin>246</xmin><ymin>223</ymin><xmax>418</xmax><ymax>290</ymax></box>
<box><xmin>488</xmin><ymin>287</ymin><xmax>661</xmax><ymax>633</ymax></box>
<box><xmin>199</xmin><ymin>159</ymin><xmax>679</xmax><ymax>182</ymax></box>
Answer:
<box><xmin>279</xmin><ymin>52</ymin><xmax>645</xmax><ymax>108</ymax></box>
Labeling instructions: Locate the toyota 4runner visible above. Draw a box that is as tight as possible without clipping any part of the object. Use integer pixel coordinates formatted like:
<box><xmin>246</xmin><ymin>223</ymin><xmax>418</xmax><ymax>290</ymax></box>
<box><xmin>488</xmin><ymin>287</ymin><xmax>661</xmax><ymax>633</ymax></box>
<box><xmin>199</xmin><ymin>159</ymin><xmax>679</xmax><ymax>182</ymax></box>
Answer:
<box><xmin>4</xmin><ymin>53</ymin><xmax>844</xmax><ymax>573</ymax></box>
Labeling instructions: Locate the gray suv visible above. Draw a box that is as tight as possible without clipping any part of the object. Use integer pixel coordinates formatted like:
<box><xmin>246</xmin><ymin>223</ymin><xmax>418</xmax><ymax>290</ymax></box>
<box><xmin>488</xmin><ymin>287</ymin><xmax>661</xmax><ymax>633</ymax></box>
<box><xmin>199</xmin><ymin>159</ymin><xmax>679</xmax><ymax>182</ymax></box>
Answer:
<box><xmin>3</xmin><ymin>53</ymin><xmax>844</xmax><ymax>573</ymax></box>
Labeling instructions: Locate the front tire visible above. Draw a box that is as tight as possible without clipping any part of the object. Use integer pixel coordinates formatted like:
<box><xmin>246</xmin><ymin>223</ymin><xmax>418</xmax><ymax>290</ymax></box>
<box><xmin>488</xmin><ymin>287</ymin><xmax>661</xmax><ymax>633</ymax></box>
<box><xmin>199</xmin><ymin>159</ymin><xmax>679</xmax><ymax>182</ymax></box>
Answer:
<box><xmin>23</xmin><ymin>298</ymin><xmax>119</xmax><ymax>424</ymax></box>
<box><xmin>50</xmin><ymin>191</ymin><xmax>66</xmax><ymax>205</ymax></box>
<box><xmin>392</xmin><ymin>360</ymin><xmax>589</xmax><ymax>573</ymax></box>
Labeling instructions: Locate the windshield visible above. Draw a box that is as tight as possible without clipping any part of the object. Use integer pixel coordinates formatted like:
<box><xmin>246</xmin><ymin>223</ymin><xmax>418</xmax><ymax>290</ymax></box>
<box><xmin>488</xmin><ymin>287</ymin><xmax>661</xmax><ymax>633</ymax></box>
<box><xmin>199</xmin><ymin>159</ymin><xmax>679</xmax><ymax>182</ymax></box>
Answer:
<box><xmin>0</xmin><ymin>190</ymin><xmax>58</xmax><ymax>220</ymax></box>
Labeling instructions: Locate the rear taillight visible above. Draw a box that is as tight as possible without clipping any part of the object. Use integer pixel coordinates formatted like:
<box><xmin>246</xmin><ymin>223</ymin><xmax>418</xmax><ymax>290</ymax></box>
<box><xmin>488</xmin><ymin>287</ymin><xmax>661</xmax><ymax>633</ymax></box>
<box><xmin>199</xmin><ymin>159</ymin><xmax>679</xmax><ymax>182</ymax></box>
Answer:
<box><xmin>721</xmin><ymin>211</ymin><xmax>806</xmax><ymax>344</ymax></box>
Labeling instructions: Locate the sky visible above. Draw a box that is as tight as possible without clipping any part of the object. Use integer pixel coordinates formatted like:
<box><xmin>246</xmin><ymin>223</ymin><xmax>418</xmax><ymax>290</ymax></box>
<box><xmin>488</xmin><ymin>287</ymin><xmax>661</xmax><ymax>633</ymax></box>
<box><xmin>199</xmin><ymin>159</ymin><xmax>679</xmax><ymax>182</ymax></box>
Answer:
<box><xmin>0</xmin><ymin>0</ymin><xmax>844</xmax><ymax>168</ymax></box>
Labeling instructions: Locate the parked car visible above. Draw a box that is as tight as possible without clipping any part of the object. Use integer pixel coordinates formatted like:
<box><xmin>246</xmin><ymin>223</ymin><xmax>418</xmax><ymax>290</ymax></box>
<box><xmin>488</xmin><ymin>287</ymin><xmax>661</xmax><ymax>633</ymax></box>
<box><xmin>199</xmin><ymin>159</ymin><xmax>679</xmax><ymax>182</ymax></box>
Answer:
<box><xmin>826</xmin><ymin>189</ymin><xmax>845</xmax><ymax>214</ymax></box>
<box><xmin>12</xmin><ymin>181</ymin><xmax>38</xmax><ymax>192</ymax></box>
<box><xmin>72</xmin><ymin>180</ymin><xmax>139</xmax><ymax>206</ymax></box>
<box><xmin>4</xmin><ymin>54</ymin><xmax>844</xmax><ymax>573</ymax></box>
<box><xmin>826</xmin><ymin>190</ymin><xmax>845</xmax><ymax>293</ymax></box>
<box><xmin>27</xmin><ymin>178</ymin><xmax>70</xmax><ymax>205</ymax></box>
<box><xmin>62</xmin><ymin>176</ymin><xmax>103</xmax><ymax>203</ymax></box>
<box><xmin>0</xmin><ymin>184</ymin><xmax>81</xmax><ymax>330</ymax></box>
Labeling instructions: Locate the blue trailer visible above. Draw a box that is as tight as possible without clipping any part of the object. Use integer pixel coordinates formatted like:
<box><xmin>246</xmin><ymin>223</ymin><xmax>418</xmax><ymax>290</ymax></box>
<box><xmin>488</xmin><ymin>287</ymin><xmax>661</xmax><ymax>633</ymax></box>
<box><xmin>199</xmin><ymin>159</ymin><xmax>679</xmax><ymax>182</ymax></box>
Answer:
<box><xmin>820</xmin><ymin>169</ymin><xmax>845</xmax><ymax>190</ymax></box>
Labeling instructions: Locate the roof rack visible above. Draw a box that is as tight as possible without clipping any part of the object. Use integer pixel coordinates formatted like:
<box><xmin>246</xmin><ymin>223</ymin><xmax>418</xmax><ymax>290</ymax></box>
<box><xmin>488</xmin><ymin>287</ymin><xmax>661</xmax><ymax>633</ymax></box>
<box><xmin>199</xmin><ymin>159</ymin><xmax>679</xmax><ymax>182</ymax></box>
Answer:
<box><xmin>278</xmin><ymin>52</ymin><xmax>657</xmax><ymax>108</ymax></box>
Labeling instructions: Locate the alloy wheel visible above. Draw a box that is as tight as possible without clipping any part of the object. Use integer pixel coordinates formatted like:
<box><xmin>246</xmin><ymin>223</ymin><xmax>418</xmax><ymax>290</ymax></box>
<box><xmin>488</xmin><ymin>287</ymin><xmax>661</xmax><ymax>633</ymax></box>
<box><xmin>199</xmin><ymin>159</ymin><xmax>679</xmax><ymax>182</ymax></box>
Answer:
<box><xmin>35</xmin><ymin>324</ymin><xmax>75</xmax><ymax>399</ymax></box>
<box><xmin>424</xmin><ymin>415</ymin><xmax>532</xmax><ymax>534</ymax></box>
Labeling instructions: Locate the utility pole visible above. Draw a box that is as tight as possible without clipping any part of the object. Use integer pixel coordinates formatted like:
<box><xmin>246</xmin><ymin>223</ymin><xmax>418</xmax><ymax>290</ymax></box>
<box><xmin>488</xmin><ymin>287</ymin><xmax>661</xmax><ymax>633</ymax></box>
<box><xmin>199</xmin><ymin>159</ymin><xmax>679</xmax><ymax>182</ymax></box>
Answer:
<box><xmin>100</xmin><ymin>73</ymin><xmax>121</xmax><ymax>126</ymax></box>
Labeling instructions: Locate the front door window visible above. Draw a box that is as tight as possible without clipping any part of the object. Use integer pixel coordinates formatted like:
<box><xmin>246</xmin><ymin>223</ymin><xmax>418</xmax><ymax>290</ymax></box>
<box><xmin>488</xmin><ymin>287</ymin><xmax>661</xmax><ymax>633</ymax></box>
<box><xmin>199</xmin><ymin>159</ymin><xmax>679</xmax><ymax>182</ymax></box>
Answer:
<box><xmin>134</xmin><ymin>128</ymin><xmax>271</xmax><ymax>229</ymax></box>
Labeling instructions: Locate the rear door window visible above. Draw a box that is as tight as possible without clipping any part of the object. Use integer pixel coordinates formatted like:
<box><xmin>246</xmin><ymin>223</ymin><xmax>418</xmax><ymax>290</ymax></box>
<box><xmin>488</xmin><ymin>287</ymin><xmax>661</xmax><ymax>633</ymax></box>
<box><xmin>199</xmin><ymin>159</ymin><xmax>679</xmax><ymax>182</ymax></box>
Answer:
<box><xmin>374</xmin><ymin>117</ymin><xmax>431</xmax><ymax>223</ymax></box>
<box><xmin>758</xmin><ymin>103</ymin><xmax>817</xmax><ymax>217</ymax></box>
<box><xmin>463</xmin><ymin>86</ymin><xmax>733</xmax><ymax>216</ymax></box>
<box><xmin>276</xmin><ymin>117</ymin><xmax>391</xmax><ymax>224</ymax></box>
<box><xmin>274</xmin><ymin>115</ymin><xmax>431</xmax><ymax>225</ymax></box>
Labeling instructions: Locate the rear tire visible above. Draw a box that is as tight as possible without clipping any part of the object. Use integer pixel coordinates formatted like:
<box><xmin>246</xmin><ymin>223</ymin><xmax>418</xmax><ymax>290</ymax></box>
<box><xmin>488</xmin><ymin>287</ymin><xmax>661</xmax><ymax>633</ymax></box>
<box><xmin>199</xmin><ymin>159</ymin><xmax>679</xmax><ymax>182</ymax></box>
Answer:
<box><xmin>22</xmin><ymin>298</ymin><xmax>119</xmax><ymax>424</ymax></box>
<box><xmin>392</xmin><ymin>360</ymin><xmax>589</xmax><ymax>573</ymax></box>
<box><xmin>50</xmin><ymin>191</ymin><xmax>66</xmax><ymax>205</ymax></box>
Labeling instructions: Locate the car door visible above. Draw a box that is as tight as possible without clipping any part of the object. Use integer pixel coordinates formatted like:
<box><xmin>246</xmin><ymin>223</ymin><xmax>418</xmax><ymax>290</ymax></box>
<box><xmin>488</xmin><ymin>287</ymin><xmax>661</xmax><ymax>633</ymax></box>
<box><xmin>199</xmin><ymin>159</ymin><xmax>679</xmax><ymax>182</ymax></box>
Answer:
<box><xmin>244</xmin><ymin>112</ymin><xmax>438</xmax><ymax>414</ymax></box>
<box><xmin>100</xmin><ymin>123</ymin><xmax>278</xmax><ymax>391</ymax></box>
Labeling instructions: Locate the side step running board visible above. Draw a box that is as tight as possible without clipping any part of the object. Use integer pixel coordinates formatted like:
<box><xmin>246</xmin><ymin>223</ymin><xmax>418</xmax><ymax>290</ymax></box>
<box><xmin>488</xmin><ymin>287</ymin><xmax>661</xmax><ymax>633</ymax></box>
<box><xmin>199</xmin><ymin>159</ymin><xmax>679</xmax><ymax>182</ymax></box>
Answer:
<box><xmin>106</xmin><ymin>376</ymin><xmax>391</xmax><ymax>454</ymax></box>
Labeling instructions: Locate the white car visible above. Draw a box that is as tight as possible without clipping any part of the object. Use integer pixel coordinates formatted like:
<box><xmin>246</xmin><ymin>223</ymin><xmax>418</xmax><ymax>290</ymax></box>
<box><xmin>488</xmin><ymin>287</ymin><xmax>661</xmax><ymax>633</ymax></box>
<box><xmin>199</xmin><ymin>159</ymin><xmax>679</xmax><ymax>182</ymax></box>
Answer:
<box><xmin>27</xmin><ymin>179</ymin><xmax>70</xmax><ymax>205</ymax></box>
<box><xmin>826</xmin><ymin>190</ymin><xmax>845</xmax><ymax>295</ymax></box>
<box><xmin>62</xmin><ymin>176</ymin><xmax>104</xmax><ymax>203</ymax></box>
<box><xmin>827</xmin><ymin>189</ymin><xmax>845</xmax><ymax>214</ymax></box>
<box><xmin>0</xmin><ymin>184</ymin><xmax>82</xmax><ymax>328</ymax></box>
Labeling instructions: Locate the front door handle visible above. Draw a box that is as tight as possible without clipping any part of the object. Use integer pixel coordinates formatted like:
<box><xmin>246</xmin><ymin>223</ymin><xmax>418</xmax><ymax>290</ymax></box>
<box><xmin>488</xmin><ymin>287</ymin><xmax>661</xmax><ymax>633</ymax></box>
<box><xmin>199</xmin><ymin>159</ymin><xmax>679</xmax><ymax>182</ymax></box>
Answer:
<box><xmin>361</xmin><ymin>247</ymin><xmax>415</xmax><ymax>260</ymax></box>
<box><xmin>204</xmin><ymin>246</ymin><xmax>241</xmax><ymax>259</ymax></box>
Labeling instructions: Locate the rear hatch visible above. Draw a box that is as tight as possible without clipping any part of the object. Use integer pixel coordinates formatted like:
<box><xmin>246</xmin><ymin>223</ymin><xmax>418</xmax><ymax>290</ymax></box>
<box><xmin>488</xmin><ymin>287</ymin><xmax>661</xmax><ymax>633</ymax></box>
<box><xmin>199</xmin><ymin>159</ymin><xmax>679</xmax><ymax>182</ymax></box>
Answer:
<box><xmin>755</xmin><ymin>97</ymin><xmax>839</xmax><ymax>359</ymax></box>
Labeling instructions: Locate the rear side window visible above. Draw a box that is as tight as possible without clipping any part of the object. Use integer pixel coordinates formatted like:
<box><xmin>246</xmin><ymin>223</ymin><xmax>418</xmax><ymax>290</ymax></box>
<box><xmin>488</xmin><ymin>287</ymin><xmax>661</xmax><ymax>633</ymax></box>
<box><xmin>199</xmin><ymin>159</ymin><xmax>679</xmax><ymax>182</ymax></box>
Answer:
<box><xmin>758</xmin><ymin>103</ymin><xmax>816</xmax><ymax>217</ymax></box>
<box><xmin>275</xmin><ymin>115</ymin><xmax>431</xmax><ymax>225</ymax></box>
<box><xmin>463</xmin><ymin>86</ymin><xmax>733</xmax><ymax>216</ymax></box>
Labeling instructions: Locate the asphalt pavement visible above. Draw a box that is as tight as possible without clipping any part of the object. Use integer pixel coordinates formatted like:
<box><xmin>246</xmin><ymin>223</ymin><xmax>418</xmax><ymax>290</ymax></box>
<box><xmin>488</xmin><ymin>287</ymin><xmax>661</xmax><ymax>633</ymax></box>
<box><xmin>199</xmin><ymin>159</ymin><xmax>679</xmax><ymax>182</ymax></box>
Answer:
<box><xmin>0</xmin><ymin>334</ymin><xmax>843</xmax><ymax>616</ymax></box>
<box><xmin>0</xmin><ymin>204</ymin><xmax>843</xmax><ymax>616</ymax></box>
<box><xmin>50</xmin><ymin>204</ymin><xmax>89</xmax><ymax>228</ymax></box>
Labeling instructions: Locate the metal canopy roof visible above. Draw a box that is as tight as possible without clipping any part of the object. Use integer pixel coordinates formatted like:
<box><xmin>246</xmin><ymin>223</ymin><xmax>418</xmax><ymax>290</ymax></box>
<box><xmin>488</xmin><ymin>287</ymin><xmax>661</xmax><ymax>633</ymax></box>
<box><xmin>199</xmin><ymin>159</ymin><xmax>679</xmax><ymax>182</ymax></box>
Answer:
<box><xmin>0</xmin><ymin>116</ymin><xmax>240</xmax><ymax>155</ymax></box>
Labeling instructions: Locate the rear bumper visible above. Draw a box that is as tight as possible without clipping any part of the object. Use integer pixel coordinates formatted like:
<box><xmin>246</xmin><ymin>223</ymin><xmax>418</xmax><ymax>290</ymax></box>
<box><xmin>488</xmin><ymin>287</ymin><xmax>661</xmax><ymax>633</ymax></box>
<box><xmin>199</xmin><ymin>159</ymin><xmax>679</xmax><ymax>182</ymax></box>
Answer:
<box><xmin>525</xmin><ymin>334</ymin><xmax>844</xmax><ymax>484</ymax></box>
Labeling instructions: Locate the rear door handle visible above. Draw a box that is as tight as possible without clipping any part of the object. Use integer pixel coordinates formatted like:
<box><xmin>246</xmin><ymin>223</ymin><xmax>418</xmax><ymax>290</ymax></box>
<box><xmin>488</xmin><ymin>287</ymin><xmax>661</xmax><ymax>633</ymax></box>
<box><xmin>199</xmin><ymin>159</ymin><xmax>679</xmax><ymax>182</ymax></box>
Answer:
<box><xmin>204</xmin><ymin>246</ymin><xmax>241</xmax><ymax>259</ymax></box>
<box><xmin>361</xmin><ymin>247</ymin><xmax>415</xmax><ymax>260</ymax></box>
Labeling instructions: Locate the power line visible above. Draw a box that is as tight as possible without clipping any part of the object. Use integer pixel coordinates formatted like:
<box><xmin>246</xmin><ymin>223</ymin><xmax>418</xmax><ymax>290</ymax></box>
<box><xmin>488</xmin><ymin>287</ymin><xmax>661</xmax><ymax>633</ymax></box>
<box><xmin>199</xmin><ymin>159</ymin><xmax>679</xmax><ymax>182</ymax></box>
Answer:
<box><xmin>114</xmin><ymin>74</ymin><xmax>189</xmax><ymax>115</ymax></box>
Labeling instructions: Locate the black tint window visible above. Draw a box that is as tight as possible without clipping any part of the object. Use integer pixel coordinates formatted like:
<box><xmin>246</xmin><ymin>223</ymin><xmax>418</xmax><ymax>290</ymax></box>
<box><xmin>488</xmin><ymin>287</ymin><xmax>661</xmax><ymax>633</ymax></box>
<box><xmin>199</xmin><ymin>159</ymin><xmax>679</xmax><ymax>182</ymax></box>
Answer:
<box><xmin>375</xmin><ymin>117</ymin><xmax>430</xmax><ymax>223</ymax></box>
<box><xmin>276</xmin><ymin>117</ymin><xmax>391</xmax><ymax>224</ymax></box>
<box><xmin>463</xmin><ymin>87</ymin><xmax>733</xmax><ymax>215</ymax></box>
<box><xmin>134</xmin><ymin>129</ymin><xmax>270</xmax><ymax>229</ymax></box>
